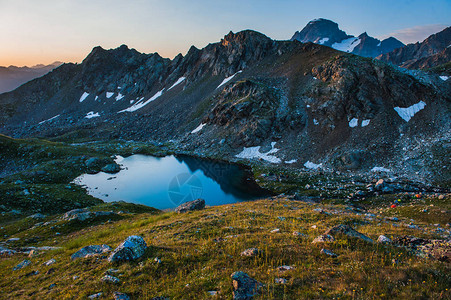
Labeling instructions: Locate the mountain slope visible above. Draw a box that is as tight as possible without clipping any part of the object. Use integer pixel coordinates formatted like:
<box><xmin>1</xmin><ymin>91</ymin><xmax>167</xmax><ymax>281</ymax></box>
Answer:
<box><xmin>0</xmin><ymin>62</ymin><xmax>62</xmax><ymax>94</ymax></box>
<box><xmin>0</xmin><ymin>30</ymin><xmax>449</xmax><ymax>185</ymax></box>
<box><xmin>290</xmin><ymin>19</ymin><xmax>405</xmax><ymax>57</ymax></box>
<box><xmin>378</xmin><ymin>26</ymin><xmax>451</xmax><ymax>69</ymax></box>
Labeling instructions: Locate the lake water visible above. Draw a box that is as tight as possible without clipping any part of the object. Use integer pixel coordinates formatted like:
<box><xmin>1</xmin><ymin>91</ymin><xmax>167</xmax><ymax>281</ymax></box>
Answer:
<box><xmin>73</xmin><ymin>154</ymin><xmax>268</xmax><ymax>210</ymax></box>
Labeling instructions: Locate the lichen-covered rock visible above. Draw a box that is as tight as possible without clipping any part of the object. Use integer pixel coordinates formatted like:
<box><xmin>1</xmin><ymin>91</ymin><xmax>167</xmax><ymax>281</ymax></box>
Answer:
<box><xmin>71</xmin><ymin>244</ymin><xmax>111</xmax><ymax>260</ymax></box>
<box><xmin>312</xmin><ymin>234</ymin><xmax>336</xmax><ymax>244</ymax></box>
<box><xmin>325</xmin><ymin>224</ymin><xmax>373</xmax><ymax>243</ymax></box>
<box><xmin>108</xmin><ymin>235</ymin><xmax>147</xmax><ymax>262</ymax></box>
<box><xmin>175</xmin><ymin>198</ymin><xmax>205</xmax><ymax>213</ymax></box>
<box><xmin>240</xmin><ymin>248</ymin><xmax>262</xmax><ymax>257</ymax></box>
<box><xmin>231</xmin><ymin>271</ymin><xmax>263</xmax><ymax>299</ymax></box>
<box><xmin>393</xmin><ymin>236</ymin><xmax>451</xmax><ymax>262</ymax></box>
<box><xmin>113</xmin><ymin>292</ymin><xmax>130</xmax><ymax>300</ymax></box>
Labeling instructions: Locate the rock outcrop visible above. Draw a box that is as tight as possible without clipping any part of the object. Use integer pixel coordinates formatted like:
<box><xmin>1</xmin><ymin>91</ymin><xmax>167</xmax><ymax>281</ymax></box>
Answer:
<box><xmin>108</xmin><ymin>235</ymin><xmax>147</xmax><ymax>262</ymax></box>
<box><xmin>175</xmin><ymin>199</ymin><xmax>205</xmax><ymax>213</ymax></box>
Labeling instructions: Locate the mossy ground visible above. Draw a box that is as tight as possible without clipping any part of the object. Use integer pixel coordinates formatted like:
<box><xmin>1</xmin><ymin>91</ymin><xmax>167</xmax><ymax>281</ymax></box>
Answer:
<box><xmin>0</xmin><ymin>135</ymin><xmax>450</xmax><ymax>299</ymax></box>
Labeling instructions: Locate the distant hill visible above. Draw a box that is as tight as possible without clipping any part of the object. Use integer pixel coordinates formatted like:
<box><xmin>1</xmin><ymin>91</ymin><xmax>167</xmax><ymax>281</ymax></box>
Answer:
<box><xmin>0</xmin><ymin>62</ymin><xmax>62</xmax><ymax>94</ymax></box>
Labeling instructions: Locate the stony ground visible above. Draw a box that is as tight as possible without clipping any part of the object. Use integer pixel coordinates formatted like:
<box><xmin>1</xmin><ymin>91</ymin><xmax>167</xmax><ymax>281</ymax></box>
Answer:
<box><xmin>0</xmin><ymin>135</ymin><xmax>450</xmax><ymax>299</ymax></box>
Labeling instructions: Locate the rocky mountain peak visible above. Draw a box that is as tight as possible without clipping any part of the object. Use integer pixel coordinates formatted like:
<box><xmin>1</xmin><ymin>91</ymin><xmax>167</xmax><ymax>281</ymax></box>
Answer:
<box><xmin>291</xmin><ymin>18</ymin><xmax>350</xmax><ymax>46</ymax></box>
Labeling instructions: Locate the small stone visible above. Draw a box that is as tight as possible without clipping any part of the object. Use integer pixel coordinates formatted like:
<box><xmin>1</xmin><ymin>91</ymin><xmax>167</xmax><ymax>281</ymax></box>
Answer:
<box><xmin>438</xmin><ymin>195</ymin><xmax>445</xmax><ymax>200</ymax></box>
<box><xmin>240</xmin><ymin>248</ymin><xmax>262</xmax><ymax>257</ymax></box>
<box><xmin>113</xmin><ymin>292</ymin><xmax>130</xmax><ymax>300</ymax></box>
<box><xmin>13</xmin><ymin>259</ymin><xmax>31</xmax><ymax>270</ymax></box>
<box><xmin>320</xmin><ymin>249</ymin><xmax>338</xmax><ymax>257</ymax></box>
<box><xmin>207</xmin><ymin>291</ymin><xmax>219</xmax><ymax>296</ymax></box>
<box><xmin>312</xmin><ymin>234</ymin><xmax>335</xmax><ymax>244</ymax></box>
<box><xmin>48</xmin><ymin>283</ymin><xmax>56</xmax><ymax>290</ymax></box>
<box><xmin>28</xmin><ymin>249</ymin><xmax>39</xmax><ymax>257</ymax></box>
<box><xmin>88</xmin><ymin>292</ymin><xmax>103</xmax><ymax>299</ymax></box>
<box><xmin>377</xmin><ymin>235</ymin><xmax>392</xmax><ymax>244</ymax></box>
<box><xmin>271</xmin><ymin>228</ymin><xmax>280</xmax><ymax>233</ymax></box>
<box><xmin>325</xmin><ymin>224</ymin><xmax>373</xmax><ymax>243</ymax></box>
<box><xmin>154</xmin><ymin>257</ymin><xmax>161</xmax><ymax>264</ymax></box>
<box><xmin>72</xmin><ymin>275</ymin><xmax>79</xmax><ymax>280</ymax></box>
<box><xmin>311</xmin><ymin>225</ymin><xmax>317</xmax><ymax>229</ymax></box>
<box><xmin>43</xmin><ymin>259</ymin><xmax>56</xmax><ymax>266</ymax></box>
<box><xmin>101</xmin><ymin>275</ymin><xmax>120</xmax><ymax>284</ymax></box>
<box><xmin>274</xmin><ymin>278</ymin><xmax>287</xmax><ymax>284</ymax></box>
<box><xmin>277</xmin><ymin>265</ymin><xmax>295</xmax><ymax>272</ymax></box>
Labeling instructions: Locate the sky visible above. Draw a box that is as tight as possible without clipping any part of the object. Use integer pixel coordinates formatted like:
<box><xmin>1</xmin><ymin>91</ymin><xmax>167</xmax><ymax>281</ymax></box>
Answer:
<box><xmin>0</xmin><ymin>0</ymin><xmax>450</xmax><ymax>66</ymax></box>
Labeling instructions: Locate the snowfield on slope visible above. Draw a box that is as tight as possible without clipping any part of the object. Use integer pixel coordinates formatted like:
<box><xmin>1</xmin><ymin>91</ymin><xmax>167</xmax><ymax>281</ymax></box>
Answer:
<box><xmin>118</xmin><ymin>89</ymin><xmax>165</xmax><ymax>113</ymax></box>
<box><xmin>394</xmin><ymin>101</ymin><xmax>426</xmax><ymax>122</ymax></box>
<box><xmin>235</xmin><ymin>142</ymin><xmax>281</xmax><ymax>163</ymax></box>
<box><xmin>332</xmin><ymin>37</ymin><xmax>361</xmax><ymax>53</ymax></box>
<box><xmin>39</xmin><ymin>115</ymin><xmax>60</xmax><ymax>125</ymax></box>
<box><xmin>79</xmin><ymin>92</ymin><xmax>89</xmax><ymax>103</ymax></box>
<box><xmin>191</xmin><ymin>123</ymin><xmax>206</xmax><ymax>134</ymax></box>
<box><xmin>168</xmin><ymin>77</ymin><xmax>186</xmax><ymax>90</ymax></box>
<box><xmin>216</xmin><ymin>71</ymin><xmax>242</xmax><ymax>89</ymax></box>
<box><xmin>85</xmin><ymin>112</ymin><xmax>100</xmax><ymax>119</ymax></box>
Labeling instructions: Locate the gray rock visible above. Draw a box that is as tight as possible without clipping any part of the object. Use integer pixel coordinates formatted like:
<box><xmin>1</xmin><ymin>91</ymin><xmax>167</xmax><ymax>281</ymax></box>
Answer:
<box><xmin>231</xmin><ymin>271</ymin><xmax>263</xmax><ymax>300</ymax></box>
<box><xmin>88</xmin><ymin>292</ymin><xmax>103</xmax><ymax>299</ymax></box>
<box><xmin>13</xmin><ymin>259</ymin><xmax>31</xmax><ymax>270</ymax></box>
<box><xmin>43</xmin><ymin>259</ymin><xmax>56</xmax><ymax>266</ymax></box>
<box><xmin>108</xmin><ymin>235</ymin><xmax>147</xmax><ymax>262</ymax></box>
<box><xmin>101</xmin><ymin>275</ymin><xmax>120</xmax><ymax>284</ymax></box>
<box><xmin>113</xmin><ymin>292</ymin><xmax>130</xmax><ymax>300</ymax></box>
<box><xmin>240</xmin><ymin>248</ymin><xmax>262</xmax><ymax>257</ymax></box>
<box><xmin>101</xmin><ymin>163</ymin><xmax>121</xmax><ymax>174</ymax></box>
<box><xmin>28</xmin><ymin>213</ymin><xmax>46</xmax><ymax>219</ymax></box>
<box><xmin>320</xmin><ymin>249</ymin><xmax>338</xmax><ymax>257</ymax></box>
<box><xmin>175</xmin><ymin>198</ymin><xmax>205</xmax><ymax>213</ymax></box>
<box><xmin>312</xmin><ymin>234</ymin><xmax>335</xmax><ymax>244</ymax></box>
<box><xmin>0</xmin><ymin>246</ymin><xmax>16</xmax><ymax>257</ymax></box>
<box><xmin>71</xmin><ymin>244</ymin><xmax>111</xmax><ymax>260</ymax></box>
<box><xmin>377</xmin><ymin>235</ymin><xmax>392</xmax><ymax>244</ymax></box>
<box><xmin>274</xmin><ymin>278</ymin><xmax>287</xmax><ymax>284</ymax></box>
<box><xmin>62</xmin><ymin>208</ymin><xmax>116</xmax><ymax>221</ymax></box>
<box><xmin>325</xmin><ymin>224</ymin><xmax>373</xmax><ymax>243</ymax></box>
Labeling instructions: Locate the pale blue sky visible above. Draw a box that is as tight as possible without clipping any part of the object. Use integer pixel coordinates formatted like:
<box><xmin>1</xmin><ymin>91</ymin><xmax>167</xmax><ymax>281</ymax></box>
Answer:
<box><xmin>0</xmin><ymin>0</ymin><xmax>449</xmax><ymax>66</ymax></box>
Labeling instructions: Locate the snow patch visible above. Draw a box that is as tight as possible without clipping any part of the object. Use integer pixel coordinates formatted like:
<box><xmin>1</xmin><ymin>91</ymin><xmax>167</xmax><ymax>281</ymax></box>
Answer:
<box><xmin>377</xmin><ymin>41</ymin><xmax>381</xmax><ymax>47</ymax></box>
<box><xmin>79</xmin><ymin>92</ymin><xmax>89</xmax><ymax>103</ymax></box>
<box><xmin>313</xmin><ymin>119</ymin><xmax>319</xmax><ymax>125</ymax></box>
<box><xmin>332</xmin><ymin>37</ymin><xmax>361</xmax><ymax>53</ymax></box>
<box><xmin>394</xmin><ymin>101</ymin><xmax>426</xmax><ymax>122</ymax></box>
<box><xmin>361</xmin><ymin>119</ymin><xmax>371</xmax><ymax>127</ymax></box>
<box><xmin>348</xmin><ymin>118</ymin><xmax>358</xmax><ymax>128</ymax></box>
<box><xmin>85</xmin><ymin>111</ymin><xmax>100</xmax><ymax>119</ymax></box>
<box><xmin>439</xmin><ymin>75</ymin><xmax>449</xmax><ymax>81</ymax></box>
<box><xmin>168</xmin><ymin>77</ymin><xmax>186</xmax><ymax>90</ymax></box>
<box><xmin>118</xmin><ymin>89</ymin><xmax>165</xmax><ymax>113</ymax></box>
<box><xmin>39</xmin><ymin>115</ymin><xmax>60</xmax><ymax>125</ymax></box>
<box><xmin>318</xmin><ymin>37</ymin><xmax>329</xmax><ymax>45</ymax></box>
<box><xmin>216</xmin><ymin>71</ymin><xmax>242</xmax><ymax>89</ymax></box>
<box><xmin>95</xmin><ymin>96</ymin><xmax>99</xmax><ymax>101</ymax></box>
<box><xmin>191</xmin><ymin>123</ymin><xmax>206</xmax><ymax>134</ymax></box>
<box><xmin>371</xmin><ymin>167</ymin><xmax>391</xmax><ymax>173</ymax></box>
<box><xmin>285</xmin><ymin>159</ymin><xmax>297</xmax><ymax>164</ymax></box>
<box><xmin>304</xmin><ymin>161</ymin><xmax>322</xmax><ymax>170</ymax></box>
<box><xmin>106</xmin><ymin>92</ymin><xmax>114</xmax><ymax>98</ymax></box>
<box><xmin>115</xmin><ymin>93</ymin><xmax>124</xmax><ymax>101</ymax></box>
<box><xmin>235</xmin><ymin>142</ymin><xmax>281</xmax><ymax>163</ymax></box>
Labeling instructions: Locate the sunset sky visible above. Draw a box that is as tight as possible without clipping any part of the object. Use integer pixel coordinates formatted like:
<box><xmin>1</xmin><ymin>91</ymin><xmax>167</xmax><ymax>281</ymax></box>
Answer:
<box><xmin>1</xmin><ymin>0</ymin><xmax>450</xmax><ymax>67</ymax></box>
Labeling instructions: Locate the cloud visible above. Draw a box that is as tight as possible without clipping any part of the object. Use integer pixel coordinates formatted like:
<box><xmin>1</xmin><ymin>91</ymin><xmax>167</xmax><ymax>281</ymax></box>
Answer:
<box><xmin>386</xmin><ymin>24</ymin><xmax>449</xmax><ymax>44</ymax></box>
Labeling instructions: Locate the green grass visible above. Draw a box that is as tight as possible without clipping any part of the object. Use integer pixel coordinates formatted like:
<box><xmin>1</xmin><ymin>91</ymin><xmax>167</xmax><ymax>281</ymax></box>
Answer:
<box><xmin>0</xmin><ymin>197</ymin><xmax>449</xmax><ymax>299</ymax></box>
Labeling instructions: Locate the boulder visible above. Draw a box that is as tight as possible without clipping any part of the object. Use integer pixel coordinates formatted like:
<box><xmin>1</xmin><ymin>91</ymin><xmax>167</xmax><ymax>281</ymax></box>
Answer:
<box><xmin>325</xmin><ymin>224</ymin><xmax>373</xmax><ymax>243</ymax></box>
<box><xmin>108</xmin><ymin>235</ymin><xmax>147</xmax><ymax>262</ymax></box>
<box><xmin>71</xmin><ymin>244</ymin><xmax>111</xmax><ymax>260</ymax></box>
<box><xmin>101</xmin><ymin>163</ymin><xmax>121</xmax><ymax>174</ymax></box>
<box><xmin>231</xmin><ymin>271</ymin><xmax>263</xmax><ymax>300</ymax></box>
<box><xmin>175</xmin><ymin>198</ymin><xmax>205</xmax><ymax>213</ymax></box>
<box><xmin>312</xmin><ymin>234</ymin><xmax>335</xmax><ymax>244</ymax></box>
<box><xmin>88</xmin><ymin>293</ymin><xmax>103</xmax><ymax>299</ymax></box>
